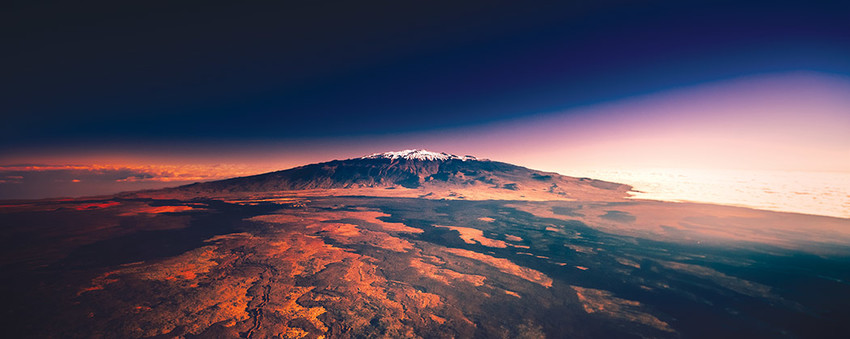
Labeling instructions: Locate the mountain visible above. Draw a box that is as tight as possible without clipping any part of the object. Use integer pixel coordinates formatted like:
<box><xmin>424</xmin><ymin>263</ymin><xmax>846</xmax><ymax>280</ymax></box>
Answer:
<box><xmin>168</xmin><ymin>149</ymin><xmax>631</xmax><ymax>201</ymax></box>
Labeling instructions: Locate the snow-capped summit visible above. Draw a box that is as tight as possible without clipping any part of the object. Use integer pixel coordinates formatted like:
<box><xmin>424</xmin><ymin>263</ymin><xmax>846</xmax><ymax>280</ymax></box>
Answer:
<box><xmin>362</xmin><ymin>149</ymin><xmax>478</xmax><ymax>161</ymax></box>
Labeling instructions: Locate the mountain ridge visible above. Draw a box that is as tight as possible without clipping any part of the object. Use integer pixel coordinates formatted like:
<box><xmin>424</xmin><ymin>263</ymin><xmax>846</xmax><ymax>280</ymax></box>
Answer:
<box><xmin>161</xmin><ymin>150</ymin><xmax>631</xmax><ymax>201</ymax></box>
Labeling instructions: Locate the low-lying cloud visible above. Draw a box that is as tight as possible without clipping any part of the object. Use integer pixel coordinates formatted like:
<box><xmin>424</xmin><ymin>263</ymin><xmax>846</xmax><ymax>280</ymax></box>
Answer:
<box><xmin>0</xmin><ymin>164</ymin><xmax>259</xmax><ymax>199</ymax></box>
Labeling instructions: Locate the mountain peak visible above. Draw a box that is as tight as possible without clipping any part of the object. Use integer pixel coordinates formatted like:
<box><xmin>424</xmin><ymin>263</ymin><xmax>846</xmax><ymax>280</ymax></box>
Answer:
<box><xmin>361</xmin><ymin>149</ymin><xmax>479</xmax><ymax>161</ymax></box>
<box><xmin>167</xmin><ymin>149</ymin><xmax>630</xmax><ymax>201</ymax></box>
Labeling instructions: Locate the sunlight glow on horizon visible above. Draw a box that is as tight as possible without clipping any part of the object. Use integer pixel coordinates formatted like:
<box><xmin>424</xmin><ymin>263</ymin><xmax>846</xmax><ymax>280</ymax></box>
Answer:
<box><xmin>444</xmin><ymin>71</ymin><xmax>850</xmax><ymax>174</ymax></box>
<box><xmin>2</xmin><ymin>72</ymin><xmax>848</xmax><ymax>215</ymax></box>
<box><xmin>4</xmin><ymin>72</ymin><xmax>849</xmax><ymax>173</ymax></box>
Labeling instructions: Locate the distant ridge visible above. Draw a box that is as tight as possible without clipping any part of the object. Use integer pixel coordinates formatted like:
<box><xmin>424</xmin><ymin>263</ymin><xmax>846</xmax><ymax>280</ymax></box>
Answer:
<box><xmin>166</xmin><ymin>150</ymin><xmax>631</xmax><ymax>200</ymax></box>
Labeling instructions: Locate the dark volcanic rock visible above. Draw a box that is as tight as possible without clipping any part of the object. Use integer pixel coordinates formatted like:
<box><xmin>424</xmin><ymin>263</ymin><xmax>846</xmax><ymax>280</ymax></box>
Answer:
<box><xmin>173</xmin><ymin>150</ymin><xmax>630</xmax><ymax>197</ymax></box>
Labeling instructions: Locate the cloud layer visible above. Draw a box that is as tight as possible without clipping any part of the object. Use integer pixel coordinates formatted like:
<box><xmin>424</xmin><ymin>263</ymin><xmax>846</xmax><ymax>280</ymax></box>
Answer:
<box><xmin>0</xmin><ymin>164</ymin><xmax>260</xmax><ymax>199</ymax></box>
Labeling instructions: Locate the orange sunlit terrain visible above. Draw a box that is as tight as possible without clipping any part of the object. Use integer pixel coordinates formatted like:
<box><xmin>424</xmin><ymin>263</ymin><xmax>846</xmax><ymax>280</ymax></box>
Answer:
<box><xmin>2</xmin><ymin>151</ymin><xmax>849</xmax><ymax>338</ymax></box>
<box><xmin>3</xmin><ymin>183</ymin><xmax>849</xmax><ymax>337</ymax></box>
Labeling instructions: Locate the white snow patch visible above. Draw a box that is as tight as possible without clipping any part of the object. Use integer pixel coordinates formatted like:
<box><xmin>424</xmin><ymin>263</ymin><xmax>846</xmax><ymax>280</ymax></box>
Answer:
<box><xmin>362</xmin><ymin>149</ymin><xmax>479</xmax><ymax>161</ymax></box>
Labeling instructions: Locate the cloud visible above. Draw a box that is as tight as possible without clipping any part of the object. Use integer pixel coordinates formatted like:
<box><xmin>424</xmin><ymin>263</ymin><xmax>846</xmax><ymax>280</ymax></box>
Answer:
<box><xmin>0</xmin><ymin>164</ymin><xmax>263</xmax><ymax>199</ymax></box>
<box><xmin>0</xmin><ymin>164</ymin><xmax>257</xmax><ymax>183</ymax></box>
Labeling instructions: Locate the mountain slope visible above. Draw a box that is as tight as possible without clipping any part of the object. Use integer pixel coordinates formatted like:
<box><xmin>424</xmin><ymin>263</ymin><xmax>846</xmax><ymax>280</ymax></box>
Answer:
<box><xmin>162</xmin><ymin>150</ymin><xmax>631</xmax><ymax>201</ymax></box>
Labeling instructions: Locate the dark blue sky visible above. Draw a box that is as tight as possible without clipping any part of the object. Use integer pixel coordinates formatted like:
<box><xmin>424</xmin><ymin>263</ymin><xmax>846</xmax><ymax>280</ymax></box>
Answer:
<box><xmin>2</xmin><ymin>0</ymin><xmax>849</xmax><ymax>151</ymax></box>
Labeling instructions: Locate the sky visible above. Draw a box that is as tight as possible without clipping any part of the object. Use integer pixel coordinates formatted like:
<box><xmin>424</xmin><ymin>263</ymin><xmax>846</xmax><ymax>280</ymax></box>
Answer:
<box><xmin>1</xmin><ymin>0</ymin><xmax>849</xmax><ymax>202</ymax></box>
